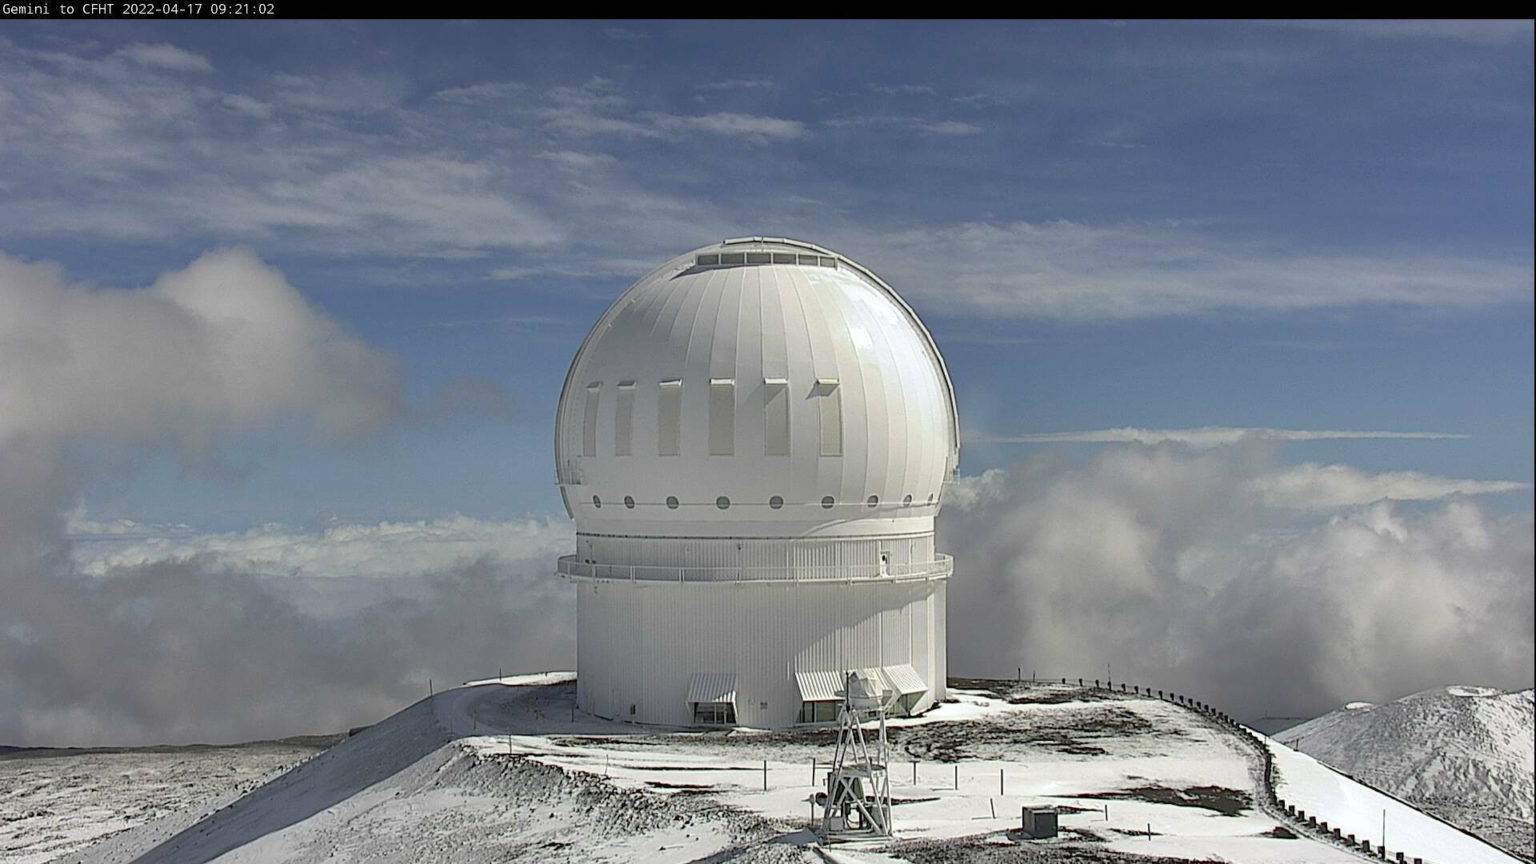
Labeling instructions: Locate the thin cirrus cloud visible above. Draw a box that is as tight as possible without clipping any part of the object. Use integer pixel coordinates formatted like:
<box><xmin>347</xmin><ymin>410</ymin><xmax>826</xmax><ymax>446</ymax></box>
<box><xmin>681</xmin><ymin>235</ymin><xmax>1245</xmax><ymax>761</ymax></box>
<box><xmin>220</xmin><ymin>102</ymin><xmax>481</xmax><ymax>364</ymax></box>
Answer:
<box><xmin>944</xmin><ymin>460</ymin><xmax>1526</xmax><ymax>514</ymax></box>
<box><xmin>1248</xmin><ymin>464</ymin><xmax>1529</xmax><ymax>511</ymax></box>
<box><xmin>970</xmin><ymin>426</ymin><xmax>1471</xmax><ymax>448</ymax></box>
<box><xmin>2</xmin><ymin>37</ymin><xmax>1527</xmax><ymax>321</ymax></box>
<box><xmin>866</xmin><ymin>221</ymin><xmax>1532</xmax><ymax>319</ymax></box>
<box><xmin>110</xmin><ymin>41</ymin><xmax>214</xmax><ymax>72</ymax></box>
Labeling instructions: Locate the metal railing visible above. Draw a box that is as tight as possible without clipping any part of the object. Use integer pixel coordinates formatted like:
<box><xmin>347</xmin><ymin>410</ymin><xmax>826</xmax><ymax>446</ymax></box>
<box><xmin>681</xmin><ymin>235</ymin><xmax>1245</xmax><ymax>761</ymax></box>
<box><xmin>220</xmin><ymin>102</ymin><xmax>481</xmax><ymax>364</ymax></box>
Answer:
<box><xmin>556</xmin><ymin>553</ymin><xmax>953</xmax><ymax>584</ymax></box>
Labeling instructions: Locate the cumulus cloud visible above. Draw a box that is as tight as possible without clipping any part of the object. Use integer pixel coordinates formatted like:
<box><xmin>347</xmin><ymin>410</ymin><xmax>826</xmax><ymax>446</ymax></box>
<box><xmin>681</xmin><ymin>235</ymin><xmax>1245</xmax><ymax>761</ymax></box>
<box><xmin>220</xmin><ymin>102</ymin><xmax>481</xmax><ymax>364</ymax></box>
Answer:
<box><xmin>943</xmin><ymin>467</ymin><xmax>1009</xmax><ymax>511</ymax></box>
<box><xmin>0</xmin><ymin>250</ymin><xmax>575</xmax><ymax>747</ymax></box>
<box><xmin>0</xmin><ymin>247</ymin><xmax>399</xmax><ymax>444</ymax></box>
<box><xmin>941</xmin><ymin>445</ymin><xmax>1534</xmax><ymax>721</ymax></box>
<box><xmin>972</xmin><ymin>426</ymin><xmax>1470</xmax><ymax>448</ymax></box>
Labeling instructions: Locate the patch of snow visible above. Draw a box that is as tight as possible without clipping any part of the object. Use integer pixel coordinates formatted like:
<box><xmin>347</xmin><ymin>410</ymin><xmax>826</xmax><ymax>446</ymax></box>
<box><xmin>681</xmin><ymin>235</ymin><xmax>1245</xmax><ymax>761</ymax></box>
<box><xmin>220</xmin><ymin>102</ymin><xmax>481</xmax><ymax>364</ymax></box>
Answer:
<box><xmin>29</xmin><ymin>677</ymin><xmax>1527</xmax><ymax>864</ymax></box>
<box><xmin>1274</xmin><ymin>685</ymin><xmax>1534</xmax><ymax>859</ymax></box>
<box><xmin>1267</xmin><ymin>733</ymin><xmax>1525</xmax><ymax>864</ymax></box>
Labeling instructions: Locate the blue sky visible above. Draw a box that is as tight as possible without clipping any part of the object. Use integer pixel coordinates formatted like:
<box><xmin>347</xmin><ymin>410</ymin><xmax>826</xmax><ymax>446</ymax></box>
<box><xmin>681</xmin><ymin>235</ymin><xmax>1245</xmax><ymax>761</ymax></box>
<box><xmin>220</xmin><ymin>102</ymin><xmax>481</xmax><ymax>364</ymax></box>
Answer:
<box><xmin>0</xmin><ymin>20</ymin><xmax>1531</xmax><ymax>742</ymax></box>
<box><xmin>5</xmin><ymin>19</ymin><xmax>1528</xmax><ymax>527</ymax></box>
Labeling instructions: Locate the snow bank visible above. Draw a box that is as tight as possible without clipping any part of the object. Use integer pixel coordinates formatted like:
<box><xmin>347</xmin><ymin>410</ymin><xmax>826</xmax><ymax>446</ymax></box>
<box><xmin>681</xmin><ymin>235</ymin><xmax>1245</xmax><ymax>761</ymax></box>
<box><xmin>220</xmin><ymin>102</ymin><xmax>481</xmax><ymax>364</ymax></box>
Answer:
<box><xmin>1268</xmin><ymin>733</ymin><xmax>1524</xmax><ymax>864</ymax></box>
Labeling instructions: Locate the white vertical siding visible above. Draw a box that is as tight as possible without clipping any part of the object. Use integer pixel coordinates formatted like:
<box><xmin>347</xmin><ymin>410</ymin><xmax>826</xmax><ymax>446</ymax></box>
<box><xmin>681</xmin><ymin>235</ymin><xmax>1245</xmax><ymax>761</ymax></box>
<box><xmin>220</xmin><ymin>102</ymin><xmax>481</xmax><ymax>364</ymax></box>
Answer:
<box><xmin>575</xmin><ymin>576</ymin><xmax>948</xmax><ymax>728</ymax></box>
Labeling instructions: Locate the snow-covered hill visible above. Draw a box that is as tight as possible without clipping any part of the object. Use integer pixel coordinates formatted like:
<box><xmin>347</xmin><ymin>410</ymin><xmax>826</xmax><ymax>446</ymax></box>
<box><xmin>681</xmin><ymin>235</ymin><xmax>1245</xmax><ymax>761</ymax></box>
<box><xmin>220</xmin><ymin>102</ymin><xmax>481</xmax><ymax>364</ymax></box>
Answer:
<box><xmin>7</xmin><ymin>676</ymin><xmax>1524</xmax><ymax>864</ymax></box>
<box><xmin>1276</xmin><ymin>686</ymin><xmax>1535</xmax><ymax>860</ymax></box>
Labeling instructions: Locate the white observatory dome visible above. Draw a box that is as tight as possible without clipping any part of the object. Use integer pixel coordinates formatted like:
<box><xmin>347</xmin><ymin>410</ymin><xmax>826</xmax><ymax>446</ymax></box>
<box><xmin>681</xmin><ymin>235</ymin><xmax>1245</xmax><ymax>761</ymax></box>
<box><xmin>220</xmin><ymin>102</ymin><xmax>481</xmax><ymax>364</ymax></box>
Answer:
<box><xmin>554</xmin><ymin>237</ymin><xmax>956</xmax><ymax>730</ymax></box>
<box><xmin>555</xmin><ymin>237</ymin><xmax>958</xmax><ymax>538</ymax></box>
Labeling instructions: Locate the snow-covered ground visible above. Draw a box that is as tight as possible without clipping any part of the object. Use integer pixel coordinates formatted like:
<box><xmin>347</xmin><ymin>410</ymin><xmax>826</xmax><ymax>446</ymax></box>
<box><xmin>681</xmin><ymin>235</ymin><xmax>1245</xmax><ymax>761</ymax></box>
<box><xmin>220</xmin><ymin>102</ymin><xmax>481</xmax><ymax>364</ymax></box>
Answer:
<box><xmin>1273</xmin><ymin>685</ymin><xmax>1535</xmax><ymax>861</ymax></box>
<box><xmin>7</xmin><ymin>675</ymin><xmax>1523</xmax><ymax>864</ymax></box>
<box><xmin>0</xmin><ymin>740</ymin><xmax>328</xmax><ymax>864</ymax></box>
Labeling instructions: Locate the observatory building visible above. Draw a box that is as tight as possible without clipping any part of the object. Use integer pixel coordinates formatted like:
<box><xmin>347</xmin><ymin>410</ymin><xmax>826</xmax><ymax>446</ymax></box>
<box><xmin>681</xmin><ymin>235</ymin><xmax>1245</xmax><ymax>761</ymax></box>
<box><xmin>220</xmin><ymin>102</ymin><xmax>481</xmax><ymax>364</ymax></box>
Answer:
<box><xmin>554</xmin><ymin>237</ymin><xmax>958</xmax><ymax>728</ymax></box>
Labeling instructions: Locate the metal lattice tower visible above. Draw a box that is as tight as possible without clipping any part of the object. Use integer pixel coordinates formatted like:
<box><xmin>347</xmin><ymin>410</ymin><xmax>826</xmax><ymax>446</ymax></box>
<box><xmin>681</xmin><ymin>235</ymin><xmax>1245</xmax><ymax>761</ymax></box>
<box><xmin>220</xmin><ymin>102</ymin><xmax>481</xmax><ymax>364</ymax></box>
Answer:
<box><xmin>819</xmin><ymin>671</ymin><xmax>893</xmax><ymax>841</ymax></box>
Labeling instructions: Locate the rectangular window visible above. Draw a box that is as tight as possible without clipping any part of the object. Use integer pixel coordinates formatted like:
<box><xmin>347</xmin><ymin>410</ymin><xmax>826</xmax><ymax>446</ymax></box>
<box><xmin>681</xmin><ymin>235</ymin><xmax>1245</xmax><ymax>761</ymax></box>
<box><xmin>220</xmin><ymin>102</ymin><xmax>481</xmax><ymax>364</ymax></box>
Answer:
<box><xmin>709</xmin><ymin>379</ymin><xmax>735</xmax><ymax>456</ymax></box>
<box><xmin>583</xmin><ymin>383</ymin><xmax>601</xmax><ymax>458</ymax></box>
<box><xmin>692</xmin><ymin>702</ymin><xmax>736</xmax><ymax>725</ymax></box>
<box><xmin>614</xmin><ymin>382</ymin><xmax>635</xmax><ymax>457</ymax></box>
<box><xmin>815</xmin><ymin>379</ymin><xmax>841</xmax><ymax>457</ymax></box>
<box><xmin>658</xmin><ymin>379</ymin><xmax>682</xmax><ymax>456</ymax></box>
<box><xmin>797</xmin><ymin>700</ymin><xmax>840</xmax><ymax>723</ymax></box>
<box><xmin>764</xmin><ymin>378</ymin><xmax>789</xmax><ymax>456</ymax></box>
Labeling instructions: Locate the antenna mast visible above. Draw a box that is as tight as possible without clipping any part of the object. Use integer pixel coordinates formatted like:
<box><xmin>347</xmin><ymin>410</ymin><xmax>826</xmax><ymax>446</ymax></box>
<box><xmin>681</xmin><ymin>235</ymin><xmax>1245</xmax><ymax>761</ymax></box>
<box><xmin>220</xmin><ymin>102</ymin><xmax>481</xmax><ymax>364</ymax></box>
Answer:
<box><xmin>819</xmin><ymin>671</ymin><xmax>893</xmax><ymax>841</ymax></box>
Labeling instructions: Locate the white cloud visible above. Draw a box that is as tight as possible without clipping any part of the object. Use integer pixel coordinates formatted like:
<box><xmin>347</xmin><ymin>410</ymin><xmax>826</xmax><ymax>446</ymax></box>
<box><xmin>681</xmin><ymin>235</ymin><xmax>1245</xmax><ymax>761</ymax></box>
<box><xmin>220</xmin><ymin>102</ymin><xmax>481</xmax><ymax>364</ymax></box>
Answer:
<box><xmin>250</xmin><ymin>156</ymin><xmax>561</xmax><ymax>252</ymax></box>
<box><xmin>861</xmin><ymin>220</ymin><xmax>1532</xmax><ymax>318</ymax></box>
<box><xmin>872</xmin><ymin>83</ymin><xmax>937</xmax><ymax>95</ymax></box>
<box><xmin>110</xmin><ymin>42</ymin><xmax>213</xmax><ymax>73</ymax></box>
<box><xmin>1266</xmin><ymin>19</ymin><xmax>1533</xmax><ymax>44</ymax></box>
<box><xmin>648</xmin><ymin>111</ymin><xmax>806</xmax><ymax>141</ymax></box>
<box><xmin>921</xmin><ymin>120</ymin><xmax>982</xmax><ymax>135</ymax></box>
<box><xmin>0</xmin><ymin>247</ymin><xmax>400</xmax><ymax>445</ymax></box>
<box><xmin>217</xmin><ymin>93</ymin><xmax>273</xmax><ymax>119</ymax></box>
<box><xmin>0</xmin><ymin>38</ymin><xmax>1524</xmax><ymax>318</ymax></box>
<box><xmin>973</xmin><ymin>426</ymin><xmax>1469</xmax><ymax>448</ymax></box>
<box><xmin>536</xmin><ymin>150</ymin><xmax>618</xmax><ymax>170</ymax></box>
<box><xmin>822</xmin><ymin>114</ymin><xmax>979</xmax><ymax>136</ymax></box>
<box><xmin>69</xmin><ymin>513</ymin><xmax>573</xmax><ymax>582</ymax></box>
<box><xmin>603</xmin><ymin>26</ymin><xmax>649</xmax><ymax>41</ymax></box>
<box><xmin>0</xmin><ymin>247</ymin><xmax>530</xmax><ymax>747</ymax></box>
<box><xmin>1250</xmin><ymin>463</ymin><xmax>1528</xmax><ymax>510</ymax></box>
<box><xmin>697</xmin><ymin>78</ymin><xmax>775</xmax><ymax>91</ymax></box>
<box><xmin>266</xmin><ymin>71</ymin><xmax>408</xmax><ymax>115</ymax></box>
<box><xmin>943</xmin><ymin>468</ymin><xmax>1008</xmax><ymax>511</ymax></box>
<box><xmin>432</xmin><ymin>81</ymin><xmax>526</xmax><ymax>103</ymax></box>
<box><xmin>941</xmin><ymin>446</ymin><xmax>1534</xmax><ymax>721</ymax></box>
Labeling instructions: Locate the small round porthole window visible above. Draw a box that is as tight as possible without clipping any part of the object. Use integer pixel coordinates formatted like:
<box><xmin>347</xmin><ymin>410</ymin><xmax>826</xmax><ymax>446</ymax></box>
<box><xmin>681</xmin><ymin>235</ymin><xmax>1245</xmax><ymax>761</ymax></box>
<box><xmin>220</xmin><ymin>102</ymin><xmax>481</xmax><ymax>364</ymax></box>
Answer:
<box><xmin>623</xmin><ymin>495</ymin><xmax>635</xmax><ymax>509</ymax></box>
<box><xmin>902</xmin><ymin>494</ymin><xmax>913</xmax><ymax>507</ymax></box>
<box><xmin>866</xmin><ymin>495</ymin><xmax>879</xmax><ymax>508</ymax></box>
<box><xmin>592</xmin><ymin>495</ymin><xmax>602</xmax><ymax>508</ymax></box>
<box><xmin>821</xmin><ymin>496</ymin><xmax>835</xmax><ymax>509</ymax></box>
<box><xmin>769</xmin><ymin>495</ymin><xmax>784</xmax><ymax>509</ymax></box>
<box><xmin>716</xmin><ymin>496</ymin><xmax>730</xmax><ymax>510</ymax></box>
<box><xmin>666</xmin><ymin>496</ymin><xmax>679</xmax><ymax>510</ymax></box>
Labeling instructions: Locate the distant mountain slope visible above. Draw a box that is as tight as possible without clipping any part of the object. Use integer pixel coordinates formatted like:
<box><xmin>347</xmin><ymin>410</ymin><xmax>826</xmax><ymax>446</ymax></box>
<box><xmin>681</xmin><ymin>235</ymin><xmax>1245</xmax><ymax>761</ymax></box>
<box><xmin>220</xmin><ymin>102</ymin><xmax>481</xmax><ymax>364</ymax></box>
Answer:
<box><xmin>1277</xmin><ymin>686</ymin><xmax>1534</xmax><ymax>860</ymax></box>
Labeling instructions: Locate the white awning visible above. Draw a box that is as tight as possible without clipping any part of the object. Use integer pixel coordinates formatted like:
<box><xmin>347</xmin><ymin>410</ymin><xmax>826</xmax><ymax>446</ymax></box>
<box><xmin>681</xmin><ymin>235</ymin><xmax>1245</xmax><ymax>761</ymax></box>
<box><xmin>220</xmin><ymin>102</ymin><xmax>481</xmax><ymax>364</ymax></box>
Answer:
<box><xmin>686</xmin><ymin>672</ymin><xmax>736</xmax><ymax>704</ymax></box>
<box><xmin>795</xmin><ymin>670</ymin><xmax>846</xmax><ymax>702</ymax></box>
<box><xmin>881</xmin><ymin>664</ymin><xmax>927</xmax><ymax>696</ymax></box>
<box><xmin>857</xmin><ymin>667</ymin><xmax>892</xmax><ymax>696</ymax></box>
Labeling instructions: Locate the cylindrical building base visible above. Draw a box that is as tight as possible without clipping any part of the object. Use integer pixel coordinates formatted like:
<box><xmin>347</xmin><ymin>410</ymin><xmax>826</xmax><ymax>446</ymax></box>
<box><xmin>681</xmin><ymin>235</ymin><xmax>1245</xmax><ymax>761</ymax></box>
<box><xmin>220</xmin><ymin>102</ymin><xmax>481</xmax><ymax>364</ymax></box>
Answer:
<box><xmin>574</xmin><ymin>577</ymin><xmax>947</xmax><ymax>728</ymax></box>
